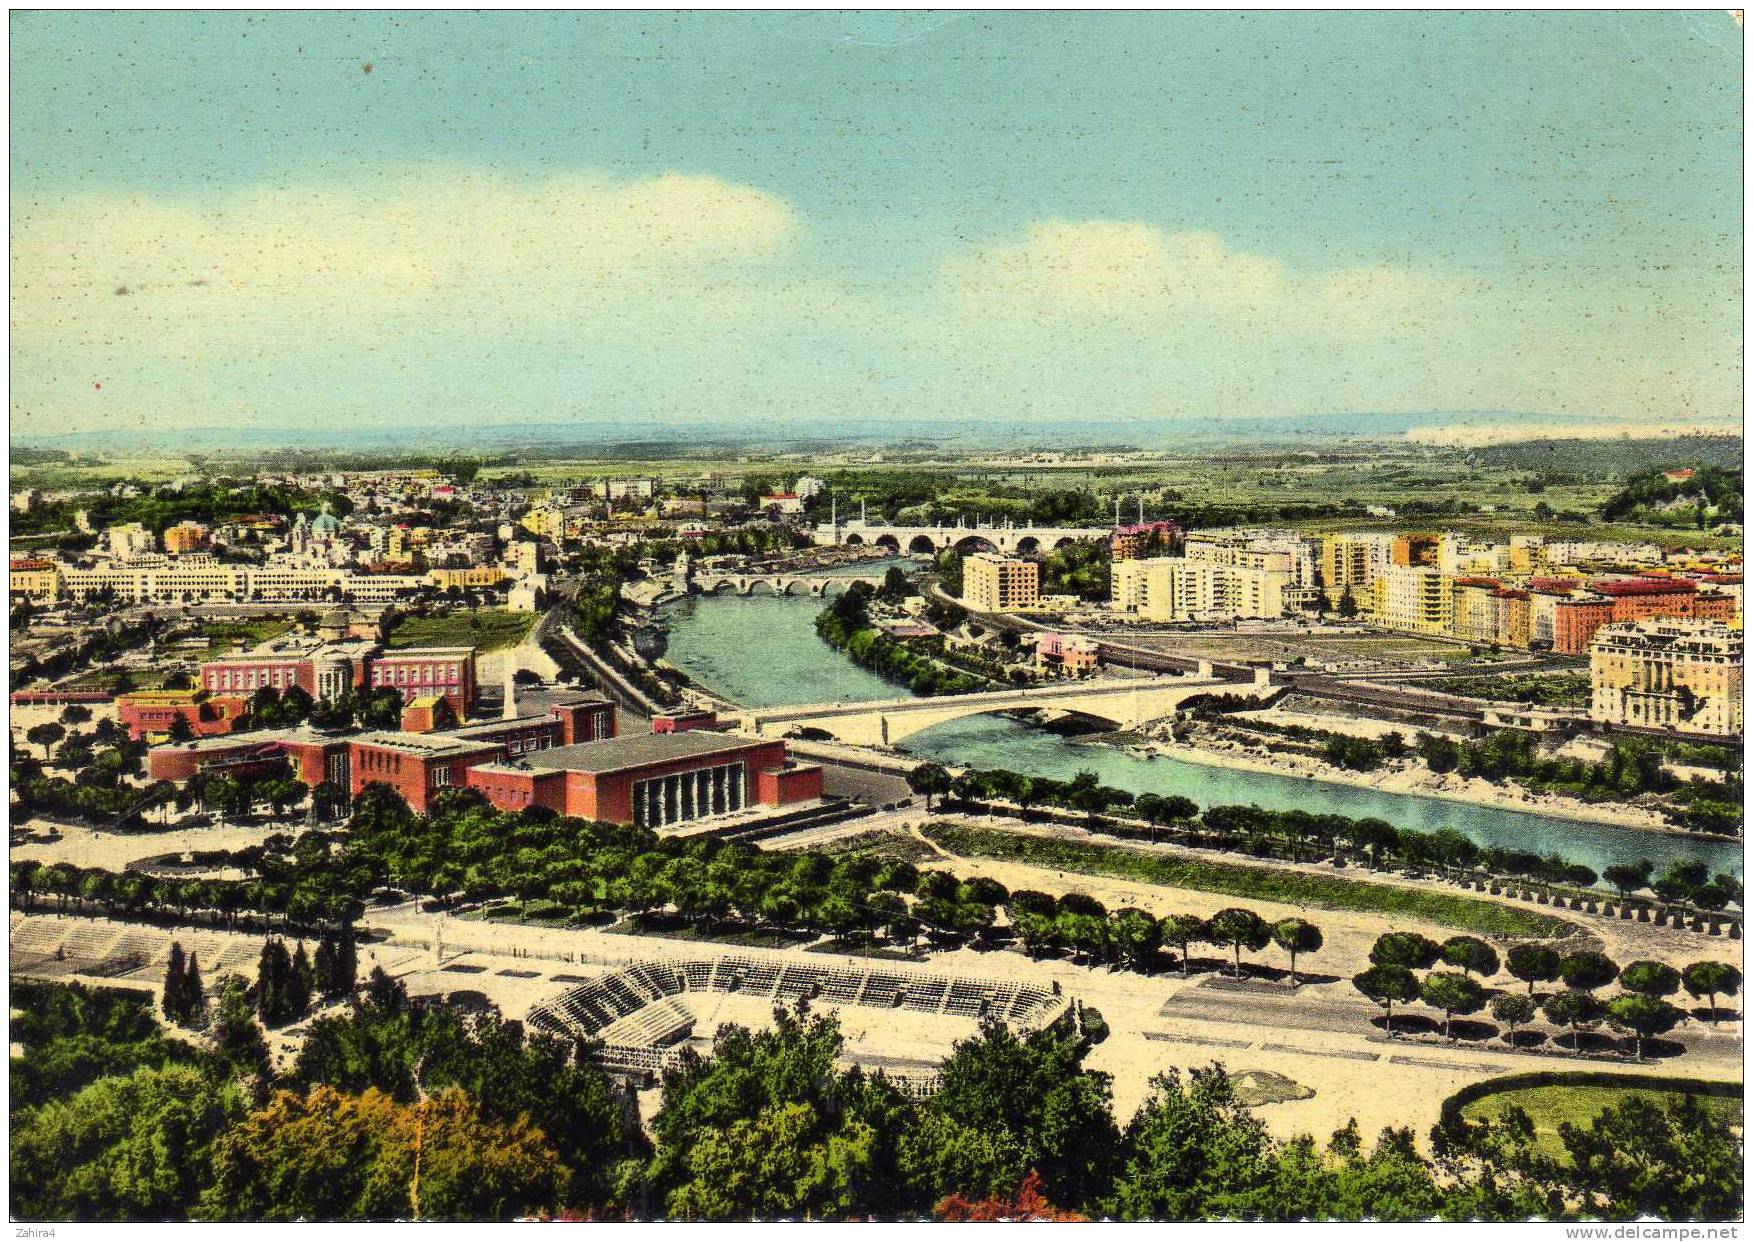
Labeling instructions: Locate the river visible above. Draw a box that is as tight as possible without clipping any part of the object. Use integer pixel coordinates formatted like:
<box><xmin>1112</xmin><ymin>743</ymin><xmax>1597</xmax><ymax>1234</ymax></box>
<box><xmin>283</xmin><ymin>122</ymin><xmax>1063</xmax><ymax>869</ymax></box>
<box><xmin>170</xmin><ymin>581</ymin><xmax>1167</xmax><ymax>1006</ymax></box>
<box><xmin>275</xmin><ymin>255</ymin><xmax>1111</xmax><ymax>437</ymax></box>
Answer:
<box><xmin>658</xmin><ymin>568</ymin><xmax>1741</xmax><ymax>879</ymax></box>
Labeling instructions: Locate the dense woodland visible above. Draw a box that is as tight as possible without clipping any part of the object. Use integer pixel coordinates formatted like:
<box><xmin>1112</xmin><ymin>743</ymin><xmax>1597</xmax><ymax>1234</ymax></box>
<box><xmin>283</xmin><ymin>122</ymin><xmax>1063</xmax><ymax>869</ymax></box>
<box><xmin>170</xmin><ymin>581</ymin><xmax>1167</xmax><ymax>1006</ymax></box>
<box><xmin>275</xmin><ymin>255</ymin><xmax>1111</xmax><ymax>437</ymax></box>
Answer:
<box><xmin>10</xmin><ymin>974</ymin><xmax>1740</xmax><ymax>1222</ymax></box>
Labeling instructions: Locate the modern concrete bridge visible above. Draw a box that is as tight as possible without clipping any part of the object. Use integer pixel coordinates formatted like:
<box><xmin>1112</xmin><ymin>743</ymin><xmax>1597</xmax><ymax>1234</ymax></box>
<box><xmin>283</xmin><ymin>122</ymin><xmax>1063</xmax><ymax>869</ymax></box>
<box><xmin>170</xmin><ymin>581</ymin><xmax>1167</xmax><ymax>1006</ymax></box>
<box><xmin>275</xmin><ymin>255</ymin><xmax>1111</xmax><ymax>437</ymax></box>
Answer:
<box><xmin>811</xmin><ymin>518</ymin><xmax>1105</xmax><ymax>557</ymax></box>
<box><xmin>728</xmin><ymin>669</ymin><xmax>1271</xmax><ymax>746</ymax></box>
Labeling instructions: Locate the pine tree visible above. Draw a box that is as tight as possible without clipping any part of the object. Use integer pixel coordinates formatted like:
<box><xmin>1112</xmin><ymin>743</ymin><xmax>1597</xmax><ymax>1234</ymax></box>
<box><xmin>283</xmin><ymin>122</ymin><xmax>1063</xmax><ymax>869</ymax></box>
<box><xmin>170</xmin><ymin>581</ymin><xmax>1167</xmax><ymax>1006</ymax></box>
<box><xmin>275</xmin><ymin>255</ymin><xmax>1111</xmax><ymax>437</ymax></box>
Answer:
<box><xmin>162</xmin><ymin>942</ymin><xmax>187</xmax><ymax>1025</ymax></box>
<box><xmin>181</xmin><ymin>951</ymin><xmax>206</xmax><ymax>1026</ymax></box>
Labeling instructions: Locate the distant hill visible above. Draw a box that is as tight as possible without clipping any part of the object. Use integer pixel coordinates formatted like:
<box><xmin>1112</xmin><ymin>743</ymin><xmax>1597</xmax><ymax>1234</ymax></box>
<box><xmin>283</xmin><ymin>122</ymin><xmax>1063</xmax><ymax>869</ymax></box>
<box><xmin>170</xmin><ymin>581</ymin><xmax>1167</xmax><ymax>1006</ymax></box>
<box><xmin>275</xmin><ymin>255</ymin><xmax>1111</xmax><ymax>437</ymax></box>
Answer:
<box><xmin>1465</xmin><ymin>434</ymin><xmax>1743</xmax><ymax>480</ymax></box>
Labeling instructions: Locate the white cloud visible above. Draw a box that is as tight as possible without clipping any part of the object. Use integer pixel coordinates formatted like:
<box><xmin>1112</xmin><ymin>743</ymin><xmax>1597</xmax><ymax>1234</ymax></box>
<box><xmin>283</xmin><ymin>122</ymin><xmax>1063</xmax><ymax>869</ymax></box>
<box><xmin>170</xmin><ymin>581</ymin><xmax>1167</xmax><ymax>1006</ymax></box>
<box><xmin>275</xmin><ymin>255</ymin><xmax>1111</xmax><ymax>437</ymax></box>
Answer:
<box><xmin>8</xmin><ymin>188</ymin><xmax>1738</xmax><ymax>435</ymax></box>
<box><xmin>11</xmin><ymin>168</ymin><xmax>800</xmax><ymax>345</ymax></box>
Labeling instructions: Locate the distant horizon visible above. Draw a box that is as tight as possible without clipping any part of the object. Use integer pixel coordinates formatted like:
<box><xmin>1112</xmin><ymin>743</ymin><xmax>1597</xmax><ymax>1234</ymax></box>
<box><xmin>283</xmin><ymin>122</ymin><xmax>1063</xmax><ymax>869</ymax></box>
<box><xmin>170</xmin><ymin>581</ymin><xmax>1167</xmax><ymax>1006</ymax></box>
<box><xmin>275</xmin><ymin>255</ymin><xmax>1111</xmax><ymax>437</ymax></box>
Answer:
<box><xmin>11</xmin><ymin>409</ymin><xmax>1742</xmax><ymax>460</ymax></box>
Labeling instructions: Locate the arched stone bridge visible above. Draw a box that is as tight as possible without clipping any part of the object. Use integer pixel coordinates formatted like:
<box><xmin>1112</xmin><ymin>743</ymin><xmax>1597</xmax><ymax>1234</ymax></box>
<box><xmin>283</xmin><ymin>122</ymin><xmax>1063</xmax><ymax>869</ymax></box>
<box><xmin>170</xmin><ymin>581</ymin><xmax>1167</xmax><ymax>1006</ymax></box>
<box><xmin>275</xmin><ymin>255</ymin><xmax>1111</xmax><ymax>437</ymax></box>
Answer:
<box><xmin>811</xmin><ymin>520</ymin><xmax>1105</xmax><ymax>558</ymax></box>
<box><xmin>690</xmin><ymin>572</ymin><xmax>885</xmax><ymax>597</ymax></box>
<box><xmin>728</xmin><ymin>670</ymin><xmax>1271</xmax><ymax>747</ymax></box>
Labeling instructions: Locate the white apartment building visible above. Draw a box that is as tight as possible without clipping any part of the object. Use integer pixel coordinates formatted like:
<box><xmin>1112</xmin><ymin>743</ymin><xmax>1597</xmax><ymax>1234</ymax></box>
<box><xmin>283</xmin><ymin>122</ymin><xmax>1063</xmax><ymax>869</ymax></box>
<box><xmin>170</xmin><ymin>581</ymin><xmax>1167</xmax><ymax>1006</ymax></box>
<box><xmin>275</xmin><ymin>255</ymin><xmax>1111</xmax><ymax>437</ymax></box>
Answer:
<box><xmin>963</xmin><ymin>553</ymin><xmax>1040</xmax><ymax>612</ymax></box>
<box><xmin>1319</xmin><ymin>532</ymin><xmax>1396</xmax><ymax>593</ymax></box>
<box><xmin>1542</xmin><ymin>540</ymin><xmax>1664</xmax><ymax>568</ymax></box>
<box><xmin>1590</xmin><ymin>618</ymin><xmax>1743</xmax><ymax>737</ymax></box>
<box><xmin>105</xmin><ymin>523</ymin><xmax>156</xmax><ymax>558</ymax></box>
<box><xmin>1370</xmin><ymin>565</ymin><xmax>1454</xmax><ymax>635</ymax></box>
<box><xmin>1111</xmin><ymin>556</ymin><xmax>1286</xmax><ymax>622</ymax></box>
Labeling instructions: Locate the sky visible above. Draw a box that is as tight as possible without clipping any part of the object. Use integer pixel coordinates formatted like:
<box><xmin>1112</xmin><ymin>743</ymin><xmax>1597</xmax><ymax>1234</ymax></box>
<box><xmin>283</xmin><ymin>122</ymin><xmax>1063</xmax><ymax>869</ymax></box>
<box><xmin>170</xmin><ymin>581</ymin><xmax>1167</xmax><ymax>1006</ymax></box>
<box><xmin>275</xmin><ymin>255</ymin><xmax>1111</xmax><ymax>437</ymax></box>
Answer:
<box><xmin>9</xmin><ymin>10</ymin><xmax>1744</xmax><ymax>443</ymax></box>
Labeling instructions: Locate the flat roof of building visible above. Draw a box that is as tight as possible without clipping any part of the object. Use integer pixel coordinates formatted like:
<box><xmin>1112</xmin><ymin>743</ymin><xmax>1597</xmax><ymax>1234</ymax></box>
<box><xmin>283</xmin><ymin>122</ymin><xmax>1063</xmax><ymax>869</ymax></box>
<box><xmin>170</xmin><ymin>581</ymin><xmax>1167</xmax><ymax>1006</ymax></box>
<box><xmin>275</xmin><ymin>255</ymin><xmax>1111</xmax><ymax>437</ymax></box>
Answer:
<box><xmin>151</xmin><ymin>728</ymin><xmax>339</xmax><ymax>755</ymax></box>
<box><xmin>352</xmin><ymin>730</ymin><xmax>502</xmax><ymax>758</ymax></box>
<box><xmin>517</xmin><ymin>730</ymin><xmax>771</xmax><ymax>775</ymax></box>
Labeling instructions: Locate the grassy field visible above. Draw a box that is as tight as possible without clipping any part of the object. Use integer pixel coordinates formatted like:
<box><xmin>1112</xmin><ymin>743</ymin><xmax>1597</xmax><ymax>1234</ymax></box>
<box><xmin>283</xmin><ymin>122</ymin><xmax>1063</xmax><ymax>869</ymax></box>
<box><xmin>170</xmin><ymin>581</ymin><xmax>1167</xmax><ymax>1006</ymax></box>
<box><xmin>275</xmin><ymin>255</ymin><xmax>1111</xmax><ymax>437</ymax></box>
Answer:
<box><xmin>59</xmin><ymin>667</ymin><xmax>170</xmax><ymax>692</ymax></box>
<box><xmin>197</xmin><ymin>618</ymin><xmax>294</xmax><ymax>653</ymax></box>
<box><xmin>1459</xmin><ymin>1081</ymin><xmax>1743</xmax><ymax>1160</ymax></box>
<box><xmin>922</xmin><ymin>823</ymin><xmax>1573</xmax><ymax>938</ymax></box>
<box><xmin>386</xmin><ymin>608</ymin><xmax>534</xmax><ymax>653</ymax></box>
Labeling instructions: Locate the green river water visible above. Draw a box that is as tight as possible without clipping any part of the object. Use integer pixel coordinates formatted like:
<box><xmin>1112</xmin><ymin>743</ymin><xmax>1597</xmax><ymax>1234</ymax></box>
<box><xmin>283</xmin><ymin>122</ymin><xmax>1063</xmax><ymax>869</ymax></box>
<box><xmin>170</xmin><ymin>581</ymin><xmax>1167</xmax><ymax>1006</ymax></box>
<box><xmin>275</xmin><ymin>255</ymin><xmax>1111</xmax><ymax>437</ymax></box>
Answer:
<box><xmin>659</xmin><ymin>568</ymin><xmax>1740</xmax><ymax>879</ymax></box>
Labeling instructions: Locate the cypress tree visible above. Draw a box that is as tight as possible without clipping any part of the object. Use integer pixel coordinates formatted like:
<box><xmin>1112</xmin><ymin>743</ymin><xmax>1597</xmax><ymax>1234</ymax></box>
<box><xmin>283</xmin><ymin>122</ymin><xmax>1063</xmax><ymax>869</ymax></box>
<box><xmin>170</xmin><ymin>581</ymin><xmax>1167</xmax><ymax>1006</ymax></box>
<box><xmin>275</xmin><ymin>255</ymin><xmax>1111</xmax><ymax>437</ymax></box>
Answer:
<box><xmin>181</xmin><ymin>951</ymin><xmax>206</xmax><ymax>1026</ymax></box>
<box><xmin>256</xmin><ymin>939</ymin><xmax>293</xmax><ymax>1025</ymax></box>
<box><xmin>334</xmin><ymin>925</ymin><xmax>358</xmax><ymax>998</ymax></box>
<box><xmin>314</xmin><ymin>934</ymin><xmax>336</xmax><ymax>999</ymax></box>
<box><xmin>162</xmin><ymin>942</ymin><xmax>187</xmax><ymax>1024</ymax></box>
<box><xmin>289</xmin><ymin>941</ymin><xmax>314</xmax><ymax>1017</ymax></box>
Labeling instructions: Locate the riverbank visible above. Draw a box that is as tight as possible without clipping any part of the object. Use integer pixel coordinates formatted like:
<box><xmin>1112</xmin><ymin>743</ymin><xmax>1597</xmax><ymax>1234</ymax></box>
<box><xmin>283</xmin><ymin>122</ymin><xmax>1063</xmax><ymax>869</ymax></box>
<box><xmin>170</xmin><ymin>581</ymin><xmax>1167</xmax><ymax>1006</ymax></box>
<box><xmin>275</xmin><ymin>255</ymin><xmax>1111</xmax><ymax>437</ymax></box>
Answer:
<box><xmin>1125</xmin><ymin>728</ymin><xmax>1714</xmax><ymax>840</ymax></box>
<box><xmin>655</xmin><ymin>586</ymin><xmax>1742</xmax><ymax>877</ymax></box>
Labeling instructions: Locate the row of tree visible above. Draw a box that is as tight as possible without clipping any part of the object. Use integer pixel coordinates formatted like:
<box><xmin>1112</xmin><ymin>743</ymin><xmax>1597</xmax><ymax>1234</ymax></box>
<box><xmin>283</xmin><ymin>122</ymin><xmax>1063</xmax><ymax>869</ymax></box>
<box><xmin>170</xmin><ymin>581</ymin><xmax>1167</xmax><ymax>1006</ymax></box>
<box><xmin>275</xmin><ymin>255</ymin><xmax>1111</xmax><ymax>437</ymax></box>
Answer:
<box><xmin>1352</xmin><ymin>932</ymin><xmax>1741</xmax><ymax>1059</ymax></box>
<box><xmin>910</xmin><ymin>762</ymin><xmax>1742</xmax><ymax>912</ymax></box>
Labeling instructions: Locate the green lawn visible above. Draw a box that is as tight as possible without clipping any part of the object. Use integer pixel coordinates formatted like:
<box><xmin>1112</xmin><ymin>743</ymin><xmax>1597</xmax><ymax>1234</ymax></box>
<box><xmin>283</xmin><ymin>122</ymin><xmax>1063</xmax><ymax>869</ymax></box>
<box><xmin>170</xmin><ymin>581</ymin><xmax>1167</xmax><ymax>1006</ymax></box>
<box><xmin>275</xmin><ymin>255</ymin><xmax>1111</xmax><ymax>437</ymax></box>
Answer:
<box><xmin>922</xmin><ymin>822</ymin><xmax>1572</xmax><ymax>938</ymax></box>
<box><xmin>1460</xmin><ymin>1081</ymin><xmax>1742</xmax><ymax>1161</ymax></box>
<box><xmin>198</xmin><ymin>618</ymin><xmax>294</xmax><ymax>652</ymax></box>
<box><xmin>59</xmin><ymin>667</ymin><xmax>170</xmax><ymax>692</ymax></box>
<box><xmin>386</xmin><ymin>608</ymin><xmax>534</xmax><ymax>653</ymax></box>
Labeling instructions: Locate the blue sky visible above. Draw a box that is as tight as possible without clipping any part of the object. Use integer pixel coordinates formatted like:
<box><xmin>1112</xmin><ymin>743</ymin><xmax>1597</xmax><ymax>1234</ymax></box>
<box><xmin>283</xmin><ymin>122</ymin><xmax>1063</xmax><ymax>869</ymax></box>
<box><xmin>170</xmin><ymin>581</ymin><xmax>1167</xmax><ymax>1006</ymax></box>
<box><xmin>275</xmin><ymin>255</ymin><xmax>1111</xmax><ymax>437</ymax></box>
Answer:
<box><xmin>10</xmin><ymin>11</ymin><xmax>1743</xmax><ymax>441</ymax></box>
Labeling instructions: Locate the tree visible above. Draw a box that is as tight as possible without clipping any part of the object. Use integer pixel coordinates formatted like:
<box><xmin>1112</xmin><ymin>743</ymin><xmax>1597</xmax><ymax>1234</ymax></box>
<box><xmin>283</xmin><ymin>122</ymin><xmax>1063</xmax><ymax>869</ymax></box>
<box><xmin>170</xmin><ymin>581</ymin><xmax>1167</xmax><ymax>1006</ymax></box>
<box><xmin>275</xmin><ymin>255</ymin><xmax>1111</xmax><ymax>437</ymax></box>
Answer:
<box><xmin>60</xmin><ymin>704</ymin><xmax>93</xmax><ymax>726</ymax></box>
<box><xmin>315</xmin><ymin>927</ymin><xmax>359</xmax><ymax>1000</ymax></box>
<box><xmin>1559</xmin><ymin>951</ymin><xmax>1620</xmax><ymax>993</ymax></box>
<box><xmin>1439</xmin><ymin>936</ymin><xmax>1499</xmax><ymax>980</ymax></box>
<box><xmin>1604</xmin><ymin>994</ymin><xmax>1682</xmax><ymax>1062</ymax></box>
<box><xmin>1541</xmin><ymin>990</ymin><xmax>1603</xmax><ymax>1048</ymax></box>
<box><xmin>214</xmin><ymin>976</ymin><xmax>271</xmax><ymax>1081</ymax></box>
<box><xmin>1617</xmin><ymin>960</ymin><xmax>1681</xmax><ymax>999</ymax></box>
<box><xmin>1505</xmin><ymin>944</ymin><xmax>1561</xmax><ymax>995</ymax></box>
<box><xmin>1348</xmin><ymin>817</ymin><xmax>1399</xmax><ymax>868</ymax></box>
<box><xmin>1161</xmin><ymin>915</ymin><xmax>1206</xmax><ymax>977</ymax></box>
<box><xmin>163</xmin><ymin>941</ymin><xmax>188</xmax><ymax>1025</ymax></box>
<box><xmin>1112</xmin><ymin>908</ymin><xmax>1163</xmax><ymax>973</ymax></box>
<box><xmin>1370</xmin><ymin>932</ymin><xmax>1440</xmax><ymax>971</ymax></box>
<box><xmin>1353</xmin><ymin>965</ymin><xmax>1418</xmax><ymax>1036</ymax></box>
<box><xmin>167</xmin><ymin>713</ymin><xmax>196</xmax><ymax>743</ymax></box>
<box><xmin>1602</xmin><ymin>860</ymin><xmax>1653</xmax><ymax>899</ymax></box>
<box><xmin>181</xmin><ymin>952</ymin><xmax>206</xmax><ymax>1027</ymax></box>
<box><xmin>288</xmin><ymin>941</ymin><xmax>315</xmax><ymax>1017</ymax></box>
<box><xmin>936</xmin><ymin>1170</ymin><xmax>1084</xmax><ymax>1221</ymax></box>
<box><xmin>1420</xmin><ymin>972</ymin><xmax>1485</xmax><ymax>1041</ymax></box>
<box><xmin>10</xmin><ymin>1064</ymin><xmax>245</xmax><ymax>1222</ymax></box>
<box><xmin>1102</xmin><ymin>1065</ymin><xmax>1274</xmax><ymax>1221</ymax></box>
<box><xmin>27</xmin><ymin>721</ymin><xmax>65</xmax><ymax>758</ymax></box>
<box><xmin>1491</xmin><ymin>993</ymin><xmax>1536</xmax><ymax>1045</ymax></box>
<box><xmin>1270</xmin><ymin>918</ymin><xmax>1323</xmax><ymax>984</ymax></box>
<box><xmin>1555</xmin><ymin>1092</ymin><xmax>1743</xmax><ymax>1221</ymax></box>
<box><xmin>1681</xmin><ymin>960</ymin><xmax>1741</xmax><ymax>1025</ymax></box>
<box><xmin>907</xmin><ymin>762</ymin><xmax>952</xmax><ymax>811</ymax></box>
<box><xmin>1206</xmin><ymin>908</ymin><xmax>1270</xmax><ymax>979</ymax></box>
<box><xmin>200</xmin><ymin>1084</ymin><xmax>565</xmax><ymax>1222</ymax></box>
<box><xmin>648</xmin><ymin>1011</ymin><xmax>900</xmax><ymax>1220</ymax></box>
<box><xmin>915</xmin><ymin>1021</ymin><xmax>1118</xmax><ymax>1210</ymax></box>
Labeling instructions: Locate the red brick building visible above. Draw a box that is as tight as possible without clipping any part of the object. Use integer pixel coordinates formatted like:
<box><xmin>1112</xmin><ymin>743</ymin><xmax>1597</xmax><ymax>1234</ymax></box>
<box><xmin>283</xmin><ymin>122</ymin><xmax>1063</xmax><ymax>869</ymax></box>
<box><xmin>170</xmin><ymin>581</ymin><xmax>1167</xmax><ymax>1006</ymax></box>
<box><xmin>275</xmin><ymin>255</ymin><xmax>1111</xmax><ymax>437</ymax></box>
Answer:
<box><xmin>652</xmin><ymin>710</ymin><xmax>719</xmax><ymax>734</ymax></box>
<box><xmin>146</xmin><ymin>732</ymin><xmax>351</xmax><ymax>788</ymax></box>
<box><xmin>366</xmin><ymin>647</ymin><xmax>477</xmax><ymax>718</ymax></box>
<box><xmin>200</xmin><ymin>641</ymin><xmax>479</xmax><ymax>717</ymax></box>
<box><xmin>116</xmin><ymin>689</ymin><xmax>249</xmax><ymax>742</ymax></box>
<box><xmin>147</xmin><ymin>695</ymin><xmax>615</xmax><ymax>803</ymax></box>
<box><xmin>465</xmin><ymin>731</ymin><xmax>822</xmax><ymax>828</ymax></box>
<box><xmin>143</xmin><ymin>694</ymin><xmax>821</xmax><ymax>828</ymax></box>
<box><xmin>1553</xmin><ymin>597</ymin><xmax>1617</xmax><ymax>655</ymax></box>
<box><xmin>349</xmin><ymin>732</ymin><xmax>504</xmax><ymax>813</ymax></box>
<box><xmin>1545</xmin><ymin>578</ymin><xmax>1741</xmax><ymax>654</ymax></box>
